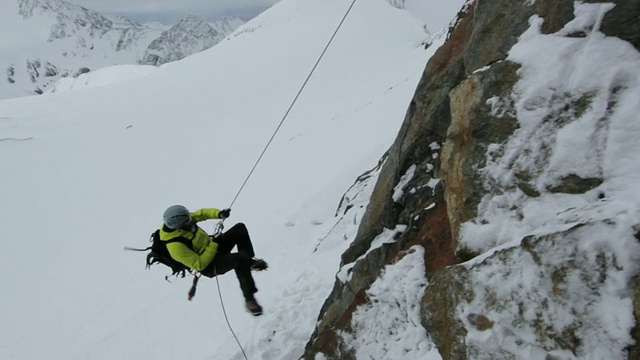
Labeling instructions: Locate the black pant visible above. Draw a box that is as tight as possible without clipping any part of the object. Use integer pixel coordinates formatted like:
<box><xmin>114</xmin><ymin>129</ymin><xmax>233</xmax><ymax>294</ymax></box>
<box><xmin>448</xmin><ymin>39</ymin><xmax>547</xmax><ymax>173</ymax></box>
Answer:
<box><xmin>202</xmin><ymin>223</ymin><xmax>258</xmax><ymax>300</ymax></box>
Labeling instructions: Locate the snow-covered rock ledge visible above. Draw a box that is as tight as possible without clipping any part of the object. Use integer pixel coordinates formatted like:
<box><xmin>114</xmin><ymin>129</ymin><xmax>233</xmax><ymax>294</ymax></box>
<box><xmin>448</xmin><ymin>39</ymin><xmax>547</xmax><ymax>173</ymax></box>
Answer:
<box><xmin>303</xmin><ymin>0</ymin><xmax>640</xmax><ymax>359</ymax></box>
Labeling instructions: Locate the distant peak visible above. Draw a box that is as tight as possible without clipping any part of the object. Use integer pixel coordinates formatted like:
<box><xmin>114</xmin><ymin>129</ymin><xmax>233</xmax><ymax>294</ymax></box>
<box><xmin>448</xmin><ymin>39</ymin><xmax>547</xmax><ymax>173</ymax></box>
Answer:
<box><xmin>176</xmin><ymin>14</ymin><xmax>208</xmax><ymax>25</ymax></box>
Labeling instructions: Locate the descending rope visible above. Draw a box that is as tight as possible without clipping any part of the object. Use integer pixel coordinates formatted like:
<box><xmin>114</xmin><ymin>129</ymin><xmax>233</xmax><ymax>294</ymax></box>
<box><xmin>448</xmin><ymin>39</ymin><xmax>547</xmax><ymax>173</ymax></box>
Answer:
<box><xmin>214</xmin><ymin>1</ymin><xmax>359</xmax><ymax>359</ymax></box>
<box><xmin>227</xmin><ymin>0</ymin><xmax>359</xmax><ymax>210</ymax></box>
<box><xmin>215</xmin><ymin>270</ymin><xmax>249</xmax><ymax>360</ymax></box>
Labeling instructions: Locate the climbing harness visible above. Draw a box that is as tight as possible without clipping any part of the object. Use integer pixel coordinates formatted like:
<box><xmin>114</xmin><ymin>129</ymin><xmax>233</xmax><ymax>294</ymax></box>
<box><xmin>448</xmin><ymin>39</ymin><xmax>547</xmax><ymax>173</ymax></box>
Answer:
<box><xmin>212</xmin><ymin>219</ymin><xmax>225</xmax><ymax>237</ymax></box>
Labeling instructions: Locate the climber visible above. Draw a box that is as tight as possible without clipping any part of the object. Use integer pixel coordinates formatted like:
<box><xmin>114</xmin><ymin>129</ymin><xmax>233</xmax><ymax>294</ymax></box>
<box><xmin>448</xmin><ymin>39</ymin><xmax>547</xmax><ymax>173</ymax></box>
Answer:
<box><xmin>160</xmin><ymin>205</ymin><xmax>268</xmax><ymax>316</ymax></box>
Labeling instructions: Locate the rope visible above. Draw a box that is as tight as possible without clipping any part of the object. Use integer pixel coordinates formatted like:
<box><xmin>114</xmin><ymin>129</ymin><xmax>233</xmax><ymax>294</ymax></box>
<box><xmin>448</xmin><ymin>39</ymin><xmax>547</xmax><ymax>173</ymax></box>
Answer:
<box><xmin>227</xmin><ymin>0</ymin><xmax>359</xmax><ymax>210</ymax></box>
<box><xmin>213</xmin><ymin>2</ymin><xmax>359</xmax><ymax>359</ymax></box>
<box><xmin>214</xmin><ymin>269</ymin><xmax>249</xmax><ymax>360</ymax></box>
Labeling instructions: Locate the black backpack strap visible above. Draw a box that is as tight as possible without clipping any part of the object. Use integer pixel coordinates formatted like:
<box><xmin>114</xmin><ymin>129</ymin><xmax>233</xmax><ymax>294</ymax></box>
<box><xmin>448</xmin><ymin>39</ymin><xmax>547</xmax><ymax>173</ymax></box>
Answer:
<box><xmin>146</xmin><ymin>233</ymin><xmax>194</xmax><ymax>272</ymax></box>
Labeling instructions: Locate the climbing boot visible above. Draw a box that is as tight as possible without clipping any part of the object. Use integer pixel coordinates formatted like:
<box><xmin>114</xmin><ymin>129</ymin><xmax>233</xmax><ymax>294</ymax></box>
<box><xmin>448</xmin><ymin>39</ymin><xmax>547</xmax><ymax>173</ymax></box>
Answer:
<box><xmin>245</xmin><ymin>299</ymin><xmax>263</xmax><ymax>316</ymax></box>
<box><xmin>250</xmin><ymin>258</ymin><xmax>268</xmax><ymax>271</ymax></box>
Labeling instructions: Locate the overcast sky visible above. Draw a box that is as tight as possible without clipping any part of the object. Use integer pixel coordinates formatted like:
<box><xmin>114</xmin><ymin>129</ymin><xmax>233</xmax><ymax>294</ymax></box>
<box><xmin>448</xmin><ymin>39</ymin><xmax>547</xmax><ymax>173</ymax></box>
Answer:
<box><xmin>69</xmin><ymin>0</ymin><xmax>280</xmax><ymax>23</ymax></box>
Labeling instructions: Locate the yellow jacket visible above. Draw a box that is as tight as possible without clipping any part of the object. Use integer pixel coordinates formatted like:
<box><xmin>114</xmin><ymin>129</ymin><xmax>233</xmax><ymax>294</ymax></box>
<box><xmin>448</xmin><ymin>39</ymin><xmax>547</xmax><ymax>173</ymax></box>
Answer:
<box><xmin>159</xmin><ymin>208</ymin><xmax>222</xmax><ymax>271</ymax></box>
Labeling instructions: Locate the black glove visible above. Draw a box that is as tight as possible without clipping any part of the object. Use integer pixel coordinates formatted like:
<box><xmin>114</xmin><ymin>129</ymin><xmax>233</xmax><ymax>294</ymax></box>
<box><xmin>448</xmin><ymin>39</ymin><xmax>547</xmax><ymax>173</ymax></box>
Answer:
<box><xmin>219</xmin><ymin>208</ymin><xmax>231</xmax><ymax>219</ymax></box>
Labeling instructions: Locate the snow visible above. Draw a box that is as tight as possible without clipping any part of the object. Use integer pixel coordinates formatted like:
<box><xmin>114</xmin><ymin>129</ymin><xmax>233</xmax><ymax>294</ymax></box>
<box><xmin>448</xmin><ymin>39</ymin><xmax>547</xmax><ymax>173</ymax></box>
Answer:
<box><xmin>336</xmin><ymin>225</ymin><xmax>408</xmax><ymax>283</ymax></box>
<box><xmin>341</xmin><ymin>246</ymin><xmax>441</xmax><ymax>360</ymax></box>
<box><xmin>0</xmin><ymin>0</ymin><xmax>446</xmax><ymax>359</ymax></box>
<box><xmin>461</xmin><ymin>2</ymin><xmax>640</xmax><ymax>254</ymax></box>
<box><xmin>460</xmin><ymin>222</ymin><xmax>640</xmax><ymax>359</ymax></box>
<box><xmin>455</xmin><ymin>2</ymin><xmax>640</xmax><ymax>358</ymax></box>
<box><xmin>0</xmin><ymin>0</ymin><xmax>245</xmax><ymax>100</ymax></box>
<box><xmin>0</xmin><ymin>0</ymin><xmax>166</xmax><ymax>99</ymax></box>
<box><xmin>393</xmin><ymin>164</ymin><xmax>416</xmax><ymax>202</ymax></box>
<box><xmin>403</xmin><ymin>0</ymin><xmax>468</xmax><ymax>34</ymax></box>
<box><xmin>47</xmin><ymin>64</ymin><xmax>158</xmax><ymax>92</ymax></box>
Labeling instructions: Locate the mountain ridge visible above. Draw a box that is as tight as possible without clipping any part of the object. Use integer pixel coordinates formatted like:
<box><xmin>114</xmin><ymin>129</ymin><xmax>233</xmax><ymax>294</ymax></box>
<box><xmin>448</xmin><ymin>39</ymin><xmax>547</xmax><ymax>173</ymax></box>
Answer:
<box><xmin>1</xmin><ymin>0</ymin><xmax>243</xmax><ymax>99</ymax></box>
<box><xmin>140</xmin><ymin>15</ymin><xmax>243</xmax><ymax>66</ymax></box>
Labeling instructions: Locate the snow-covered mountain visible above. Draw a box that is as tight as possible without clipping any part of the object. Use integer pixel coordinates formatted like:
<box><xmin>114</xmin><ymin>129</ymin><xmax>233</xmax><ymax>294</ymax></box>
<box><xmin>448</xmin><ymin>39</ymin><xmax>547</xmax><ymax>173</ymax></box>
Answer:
<box><xmin>140</xmin><ymin>15</ymin><xmax>243</xmax><ymax>66</ymax></box>
<box><xmin>0</xmin><ymin>0</ymin><xmax>242</xmax><ymax>99</ymax></box>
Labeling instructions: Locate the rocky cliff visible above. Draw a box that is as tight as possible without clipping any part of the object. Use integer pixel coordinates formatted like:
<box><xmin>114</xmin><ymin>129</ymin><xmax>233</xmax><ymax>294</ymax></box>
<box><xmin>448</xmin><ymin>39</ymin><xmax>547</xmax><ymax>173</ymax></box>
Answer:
<box><xmin>303</xmin><ymin>0</ymin><xmax>640</xmax><ymax>359</ymax></box>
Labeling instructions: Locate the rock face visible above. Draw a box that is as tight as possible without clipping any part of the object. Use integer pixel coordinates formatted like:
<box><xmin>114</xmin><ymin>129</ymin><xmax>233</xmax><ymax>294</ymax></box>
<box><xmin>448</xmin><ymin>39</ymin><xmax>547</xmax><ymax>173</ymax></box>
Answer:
<box><xmin>140</xmin><ymin>15</ymin><xmax>241</xmax><ymax>66</ymax></box>
<box><xmin>18</xmin><ymin>0</ymin><xmax>142</xmax><ymax>43</ymax></box>
<box><xmin>303</xmin><ymin>0</ymin><xmax>640</xmax><ymax>359</ymax></box>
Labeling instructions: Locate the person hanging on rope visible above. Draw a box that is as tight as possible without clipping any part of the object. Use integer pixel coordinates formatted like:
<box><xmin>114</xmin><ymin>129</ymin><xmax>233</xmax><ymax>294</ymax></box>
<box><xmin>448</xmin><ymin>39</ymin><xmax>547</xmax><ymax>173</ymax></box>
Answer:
<box><xmin>160</xmin><ymin>205</ymin><xmax>268</xmax><ymax>316</ymax></box>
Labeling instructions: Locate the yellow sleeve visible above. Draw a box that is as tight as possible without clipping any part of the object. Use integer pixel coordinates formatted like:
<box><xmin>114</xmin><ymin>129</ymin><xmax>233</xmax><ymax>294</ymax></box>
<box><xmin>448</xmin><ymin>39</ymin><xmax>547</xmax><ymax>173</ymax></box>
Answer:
<box><xmin>166</xmin><ymin>241</ymin><xmax>218</xmax><ymax>271</ymax></box>
<box><xmin>190</xmin><ymin>208</ymin><xmax>221</xmax><ymax>223</ymax></box>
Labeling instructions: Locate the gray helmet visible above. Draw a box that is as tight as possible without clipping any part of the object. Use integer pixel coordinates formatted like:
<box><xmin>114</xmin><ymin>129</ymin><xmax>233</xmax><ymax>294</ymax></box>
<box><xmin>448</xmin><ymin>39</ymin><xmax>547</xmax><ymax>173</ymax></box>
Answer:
<box><xmin>163</xmin><ymin>205</ymin><xmax>190</xmax><ymax>229</ymax></box>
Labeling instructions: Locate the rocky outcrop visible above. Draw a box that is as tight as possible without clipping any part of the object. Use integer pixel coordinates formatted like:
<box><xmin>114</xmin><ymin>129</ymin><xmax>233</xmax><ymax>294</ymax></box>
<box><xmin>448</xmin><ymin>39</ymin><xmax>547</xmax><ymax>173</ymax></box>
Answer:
<box><xmin>301</xmin><ymin>2</ymin><xmax>473</xmax><ymax>357</ymax></box>
<box><xmin>140</xmin><ymin>15</ymin><xmax>239</xmax><ymax>66</ymax></box>
<box><xmin>303</xmin><ymin>0</ymin><xmax>640</xmax><ymax>358</ymax></box>
<box><xmin>441</xmin><ymin>60</ymin><xmax>520</xmax><ymax>254</ymax></box>
<box><xmin>423</xmin><ymin>223</ymin><xmax>637</xmax><ymax>360</ymax></box>
<box><xmin>598</xmin><ymin>0</ymin><xmax>640</xmax><ymax>52</ymax></box>
<box><xmin>18</xmin><ymin>0</ymin><xmax>146</xmax><ymax>47</ymax></box>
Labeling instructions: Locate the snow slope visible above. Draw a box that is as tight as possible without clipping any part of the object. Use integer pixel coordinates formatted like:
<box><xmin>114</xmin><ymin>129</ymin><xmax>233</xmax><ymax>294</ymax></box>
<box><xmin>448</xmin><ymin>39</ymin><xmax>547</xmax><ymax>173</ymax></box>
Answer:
<box><xmin>0</xmin><ymin>0</ymin><xmax>449</xmax><ymax>358</ymax></box>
